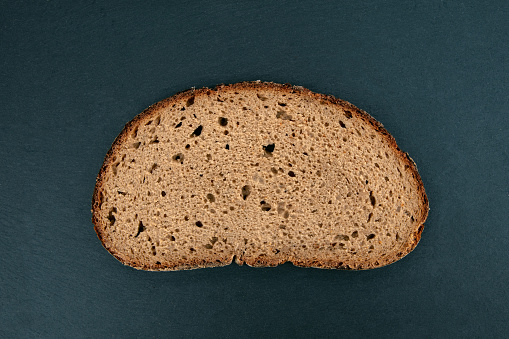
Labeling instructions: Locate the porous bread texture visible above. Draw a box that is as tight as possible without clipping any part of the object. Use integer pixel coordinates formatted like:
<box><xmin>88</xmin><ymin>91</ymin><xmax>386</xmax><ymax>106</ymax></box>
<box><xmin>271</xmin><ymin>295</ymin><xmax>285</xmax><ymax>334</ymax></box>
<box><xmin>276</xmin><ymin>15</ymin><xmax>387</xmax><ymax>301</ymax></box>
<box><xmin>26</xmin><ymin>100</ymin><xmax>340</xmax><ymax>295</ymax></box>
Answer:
<box><xmin>92</xmin><ymin>81</ymin><xmax>428</xmax><ymax>271</ymax></box>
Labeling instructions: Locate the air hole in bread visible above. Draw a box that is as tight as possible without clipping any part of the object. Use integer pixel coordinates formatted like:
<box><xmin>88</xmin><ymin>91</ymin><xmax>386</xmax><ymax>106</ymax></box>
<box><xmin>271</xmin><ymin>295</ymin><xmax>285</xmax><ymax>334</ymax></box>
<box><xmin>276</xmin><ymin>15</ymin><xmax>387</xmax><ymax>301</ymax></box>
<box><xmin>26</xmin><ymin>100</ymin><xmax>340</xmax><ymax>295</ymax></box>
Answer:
<box><xmin>241</xmin><ymin>185</ymin><xmax>251</xmax><ymax>200</ymax></box>
<box><xmin>369</xmin><ymin>191</ymin><xmax>376</xmax><ymax>206</ymax></box>
<box><xmin>186</xmin><ymin>96</ymin><xmax>195</xmax><ymax>107</ymax></box>
<box><xmin>225</xmin><ymin>144</ymin><xmax>229</xmax><ymax>150</ymax></box>
<box><xmin>161</xmin><ymin>191</ymin><xmax>166</xmax><ymax>197</ymax></box>
<box><xmin>206</xmin><ymin>193</ymin><xmax>215</xmax><ymax>202</ymax></box>
<box><xmin>257</xmin><ymin>93</ymin><xmax>268</xmax><ymax>101</ymax></box>
<box><xmin>172</xmin><ymin>153</ymin><xmax>184</xmax><ymax>163</ymax></box>
<box><xmin>367</xmin><ymin>212</ymin><xmax>373</xmax><ymax>222</ymax></box>
<box><xmin>276</xmin><ymin>110</ymin><xmax>293</xmax><ymax>120</ymax></box>
<box><xmin>148</xmin><ymin>163</ymin><xmax>158</xmax><ymax>173</ymax></box>
<box><xmin>175</xmin><ymin>122</ymin><xmax>182</xmax><ymax>128</ymax></box>
<box><xmin>344</xmin><ymin>110</ymin><xmax>353</xmax><ymax>119</ymax></box>
<box><xmin>260</xmin><ymin>201</ymin><xmax>271</xmax><ymax>211</ymax></box>
<box><xmin>191</xmin><ymin>125</ymin><xmax>203</xmax><ymax>137</ymax></box>
<box><xmin>219</xmin><ymin>117</ymin><xmax>228</xmax><ymax>126</ymax></box>
<box><xmin>288</xmin><ymin>171</ymin><xmax>296</xmax><ymax>177</ymax></box>
<box><xmin>336</xmin><ymin>234</ymin><xmax>349</xmax><ymax>241</ymax></box>
<box><xmin>263</xmin><ymin>143</ymin><xmax>275</xmax><ymax>153</ymax></box>
<box><xmin>107</xmin><ymin>207</ymin><xmax>117</xmax><ymax>226</ymax></box>
<box><xmin>339</xmin><ymin>120</ymin><xmax>346</xmax><ymax>128</ymax></box>
<box><xmin>367</xmin><ymin>234</ymin><xmax>376</xmax><ymax>240</ymax></box>
<box><xmin>195</xmin><ymin>221</ymin><xmax>203</xmax><ymax>228</ymax></box>
<box><xmin>134</xmin><ymin>221</ymin><xmax>145</xmax><ymax>237</ymax></box>
<box><xmin>112</xmin><ymin>162</ymin><xmax>120</xmax><ymax>175</ymax></box>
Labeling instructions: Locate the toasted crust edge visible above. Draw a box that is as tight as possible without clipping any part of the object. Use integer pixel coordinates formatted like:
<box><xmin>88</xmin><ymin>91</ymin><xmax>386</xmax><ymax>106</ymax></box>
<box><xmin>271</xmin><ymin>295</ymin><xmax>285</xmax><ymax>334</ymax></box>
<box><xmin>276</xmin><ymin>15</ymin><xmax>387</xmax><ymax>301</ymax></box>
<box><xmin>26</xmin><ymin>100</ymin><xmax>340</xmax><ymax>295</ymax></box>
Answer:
<box><xmin>91</xmin><ymin>81</ymin><xmax>429</xmax><ymax>271</ymax></box>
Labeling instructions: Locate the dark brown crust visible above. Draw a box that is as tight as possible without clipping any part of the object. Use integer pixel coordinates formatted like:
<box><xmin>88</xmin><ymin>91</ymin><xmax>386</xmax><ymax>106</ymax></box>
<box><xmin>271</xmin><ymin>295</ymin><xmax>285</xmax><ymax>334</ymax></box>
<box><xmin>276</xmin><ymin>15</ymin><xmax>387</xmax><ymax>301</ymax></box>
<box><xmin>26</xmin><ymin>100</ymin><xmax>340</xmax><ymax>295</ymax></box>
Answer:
<box><xmin>92</xmin><ymin>81</ymin><xmax>429</xmax><ymax>271</ymax></box>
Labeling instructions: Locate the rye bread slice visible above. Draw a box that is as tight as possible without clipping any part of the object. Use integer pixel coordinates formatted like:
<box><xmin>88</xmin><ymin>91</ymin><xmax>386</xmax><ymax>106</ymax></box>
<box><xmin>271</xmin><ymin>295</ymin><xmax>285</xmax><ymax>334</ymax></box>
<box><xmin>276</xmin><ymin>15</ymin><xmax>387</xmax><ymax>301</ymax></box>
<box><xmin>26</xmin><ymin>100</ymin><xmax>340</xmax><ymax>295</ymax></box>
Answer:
<box><xmin>92</xmin><ymin>81</ymin><xmax>428</xmax><ymax>270</ymax></box>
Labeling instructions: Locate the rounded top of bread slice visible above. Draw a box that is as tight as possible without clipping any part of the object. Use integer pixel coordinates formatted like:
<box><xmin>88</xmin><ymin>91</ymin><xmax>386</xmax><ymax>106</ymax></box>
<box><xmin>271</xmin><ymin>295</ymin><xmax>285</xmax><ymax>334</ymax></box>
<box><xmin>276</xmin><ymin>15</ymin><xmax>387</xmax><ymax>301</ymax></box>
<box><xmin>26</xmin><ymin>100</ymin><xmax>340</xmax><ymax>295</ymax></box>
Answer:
<box><xmin>92</xmin><ymin>81</ymin><xmax>429</xmax><ymax>270</ymax></box>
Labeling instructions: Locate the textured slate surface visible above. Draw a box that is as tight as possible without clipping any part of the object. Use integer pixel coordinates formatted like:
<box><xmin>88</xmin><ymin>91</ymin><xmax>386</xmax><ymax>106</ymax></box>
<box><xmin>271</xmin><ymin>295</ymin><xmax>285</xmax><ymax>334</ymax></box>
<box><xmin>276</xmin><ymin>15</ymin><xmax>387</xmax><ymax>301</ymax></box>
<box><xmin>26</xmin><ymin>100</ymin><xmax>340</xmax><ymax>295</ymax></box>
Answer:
<box><xmin>1</xmin><ymin>1</ymin><xmax>508</xmax><ymax>338</ymax></box>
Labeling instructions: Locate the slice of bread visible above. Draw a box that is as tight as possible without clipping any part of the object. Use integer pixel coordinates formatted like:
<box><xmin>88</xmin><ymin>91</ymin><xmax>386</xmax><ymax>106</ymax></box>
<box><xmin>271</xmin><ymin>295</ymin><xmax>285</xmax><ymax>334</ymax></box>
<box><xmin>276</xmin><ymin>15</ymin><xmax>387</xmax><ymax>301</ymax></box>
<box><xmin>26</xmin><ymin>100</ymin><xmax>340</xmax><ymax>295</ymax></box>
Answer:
<box><xmin>92</xmin><ymin>81</ymin><xmax>428</xmax><ymax>270</ymax></box>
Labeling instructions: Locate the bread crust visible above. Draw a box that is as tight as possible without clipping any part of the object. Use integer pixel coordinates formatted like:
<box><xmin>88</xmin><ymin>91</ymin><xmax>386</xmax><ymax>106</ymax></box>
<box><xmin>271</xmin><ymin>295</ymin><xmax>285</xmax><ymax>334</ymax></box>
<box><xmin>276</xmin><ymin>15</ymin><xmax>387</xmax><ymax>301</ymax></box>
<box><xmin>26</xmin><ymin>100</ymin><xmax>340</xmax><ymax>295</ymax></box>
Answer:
<box><xmin>92</xmin><ymin>81</ymin><xmax>429</xmax><ymax>271</ymax></box>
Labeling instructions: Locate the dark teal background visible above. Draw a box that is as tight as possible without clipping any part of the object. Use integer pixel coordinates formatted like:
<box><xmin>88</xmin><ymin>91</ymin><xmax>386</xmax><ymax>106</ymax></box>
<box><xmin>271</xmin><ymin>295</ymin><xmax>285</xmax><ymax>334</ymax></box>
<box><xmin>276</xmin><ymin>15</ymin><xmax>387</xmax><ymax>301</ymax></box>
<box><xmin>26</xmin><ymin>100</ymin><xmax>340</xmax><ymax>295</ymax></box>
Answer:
<box><xmin>1</xmin><ymin>1</ymin><xmax>508</xmax><ymax>338</ymax></box>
